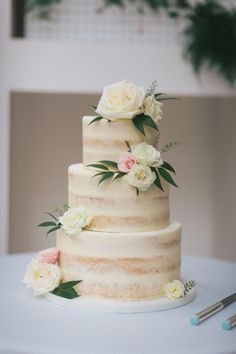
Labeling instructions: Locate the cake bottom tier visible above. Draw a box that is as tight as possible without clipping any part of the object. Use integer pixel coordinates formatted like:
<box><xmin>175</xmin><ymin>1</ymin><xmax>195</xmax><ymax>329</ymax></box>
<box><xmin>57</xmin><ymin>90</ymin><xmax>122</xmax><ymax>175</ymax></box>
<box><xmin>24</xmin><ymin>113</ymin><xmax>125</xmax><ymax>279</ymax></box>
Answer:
<box><xmin>56</xmin><ymin>222</ymin><xmax>181</xmax><ymax>301</ymax></box>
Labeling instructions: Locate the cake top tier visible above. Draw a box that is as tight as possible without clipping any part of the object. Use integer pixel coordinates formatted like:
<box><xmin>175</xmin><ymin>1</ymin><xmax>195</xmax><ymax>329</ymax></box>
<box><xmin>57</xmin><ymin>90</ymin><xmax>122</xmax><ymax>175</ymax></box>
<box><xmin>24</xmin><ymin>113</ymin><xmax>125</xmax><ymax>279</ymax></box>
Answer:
<box><xmin>83</xmin><ymin>79</ymin><xmax>163</xmax><ymax>165</ymax></box>
<box><xmin>83</xmin><ymin>116</ymin><xmax>158</xmax><ymax>165</ymax></box>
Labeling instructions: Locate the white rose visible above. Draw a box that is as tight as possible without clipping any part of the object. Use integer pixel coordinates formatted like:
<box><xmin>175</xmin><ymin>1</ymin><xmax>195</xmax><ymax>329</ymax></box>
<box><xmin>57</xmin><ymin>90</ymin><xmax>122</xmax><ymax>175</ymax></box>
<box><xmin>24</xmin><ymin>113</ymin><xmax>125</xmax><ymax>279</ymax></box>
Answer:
<box><xmin>128</xmin><ymin>165</ymin><xmax>156</xmax><ymax>192</ymax></box>
<box><xmin>164</xmin><ymin>280</ymin><xmax>185</xmax><ymax>300</ymax></box>
<box><xmin>142</xmin><ymin>95</ymin><xmax>163</xmax><ymax>123</ymax></box>
<box><xmin>59</xmin><ymin>207</ymin><xmax>93</xmax><ymax>236</ymax></box>
<box><xmin>23</xmin><ymin>259</ymin><xmax>61</xmax><ymax>296</ymax></box>
<box><xmin>96</xmin><ymin>80</ymin><xmax>145</xmax><ymax>120</ymax></box>
<box><xmin>132</xmin><ymin>143</ymin><xmax>163</xmax><ymax>167</ymax></box>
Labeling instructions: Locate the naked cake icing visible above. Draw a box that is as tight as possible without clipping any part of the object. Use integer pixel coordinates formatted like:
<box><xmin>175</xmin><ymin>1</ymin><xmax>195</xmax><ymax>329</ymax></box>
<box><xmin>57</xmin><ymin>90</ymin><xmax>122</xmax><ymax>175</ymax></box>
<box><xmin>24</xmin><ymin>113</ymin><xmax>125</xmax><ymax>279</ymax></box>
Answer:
<box><xmin>23</xmin><ymin>80</ymin><xmax>195</xmax><ymax>309</ymax></box>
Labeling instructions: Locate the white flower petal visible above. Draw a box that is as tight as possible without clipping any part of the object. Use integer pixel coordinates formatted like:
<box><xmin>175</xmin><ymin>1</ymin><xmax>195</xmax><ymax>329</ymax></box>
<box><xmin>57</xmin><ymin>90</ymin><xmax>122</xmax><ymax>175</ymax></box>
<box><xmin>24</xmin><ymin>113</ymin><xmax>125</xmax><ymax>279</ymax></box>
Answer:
<box><xmin>96</xmin><ymin>80</ymin><xmax>145</xmax><ymax>121</ymax></box>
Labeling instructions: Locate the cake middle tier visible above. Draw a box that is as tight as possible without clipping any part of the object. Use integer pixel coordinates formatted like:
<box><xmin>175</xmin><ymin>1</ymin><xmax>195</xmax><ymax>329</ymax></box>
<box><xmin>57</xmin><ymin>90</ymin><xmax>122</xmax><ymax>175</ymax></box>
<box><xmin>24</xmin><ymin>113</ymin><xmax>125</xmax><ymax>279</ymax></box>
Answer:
<box><xmin>69</xmin><ymin>164</ymin><xmax>170</xmax><ymax>232</ymax></box>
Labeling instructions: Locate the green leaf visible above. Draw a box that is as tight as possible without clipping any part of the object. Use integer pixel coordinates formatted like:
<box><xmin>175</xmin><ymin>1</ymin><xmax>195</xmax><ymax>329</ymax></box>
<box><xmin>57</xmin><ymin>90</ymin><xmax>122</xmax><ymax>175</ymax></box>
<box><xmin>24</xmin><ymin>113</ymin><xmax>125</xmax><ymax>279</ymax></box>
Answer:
<box><xmin>38</xmin><ymin>221</ymin><xmax>57</xmax><ymax>227</ymax></box>
<box><xmin>87</xmin><ymin>163</ymin><xmax>109</xmax><ymax>170</ymax></box>
<box><xmin>88</xmin><ymin>116</ymin><xmax>103</xmax><ymax>125</ymax></box>
<box><xmin>98</xmin><ymin>160</ymin><xmax>118</xmax><ymax>168</ymax></box>
<box><xmin>46</xmin><ymin>225</ymin><xmax>61</xmax><ymax>236</ymax></box>
<box><xmin>142</xmin><ymin>114</ymin><xmax>159</xmax><ymax>131</ymax></box>
<box><xmin>125</xmin><ymin>140</ymin><xmax>132</xmax><ymax>152</ymax></box>
<box><xmin>44</xmin><ymin>212</ymin><xmax>58</xmax><ymax>221</ymax></box>
<box><xmin>154</xmin><ymin>173</ymin><xmax>164</xmax><ymax>191</ymax></box>
<box><xmin>158</xmin><ymin>97</ymin><xmax>179</xmax><ymax>101</ymax></box>
<box><xmin>113</xmin><ymin>171</ymin><xmax>126</xmax><ymax>180</ymax></box>
<box><xmin>52</xmin><ymin>287</ymin><xmax>80</xmax><ymax>299</ymax></box>
<box><xmin>162</xmin><ymin>161</ymin><xmax>176</xmax><ymax>174</ymax></box>
<box><xmin>92</xmin><ymin>171</ymin><xmax>107</xmax><ymax>178</ymax></box>
<box><xmin>60</xmin><ymin>280</ymin><xmax>83</xmax><ymax>289</ymax></box>
<box><xmin>155</xmin><ymin>92</ymin><xmax>166</xmax><ymax>98</ymax></box>
<box><xmin>151</xmin><ymin>167</ymin><xmax>164</xmax><ymax>191</ymax></box>
<box><xmin>98</xmin><ymin>172</ymin><xmax>114</xmax><ymax>185</ymax></box>
<box><xmin>132</xmin><ymin>114</ymin><xmax>145</xmax><ymax>136</ymax></box>
<box><xmin>158</xmin><ymin>167</ymin><xmax>179</xmax><ymax>188</ymax></box>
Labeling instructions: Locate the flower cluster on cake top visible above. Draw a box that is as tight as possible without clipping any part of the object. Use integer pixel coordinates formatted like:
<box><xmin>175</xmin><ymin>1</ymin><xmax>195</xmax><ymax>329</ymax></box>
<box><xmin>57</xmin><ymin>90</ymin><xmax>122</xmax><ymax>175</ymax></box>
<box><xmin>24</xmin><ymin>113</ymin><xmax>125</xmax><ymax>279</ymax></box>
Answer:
<box><xmin>90</xmin><ymin>79</ymin><xmax>165</xmax><ymax>136</ymax></box>
<box><xmin>88</xmin><ymin>79</ymin><xmax>179</xmax><ymax>195</ymax></box>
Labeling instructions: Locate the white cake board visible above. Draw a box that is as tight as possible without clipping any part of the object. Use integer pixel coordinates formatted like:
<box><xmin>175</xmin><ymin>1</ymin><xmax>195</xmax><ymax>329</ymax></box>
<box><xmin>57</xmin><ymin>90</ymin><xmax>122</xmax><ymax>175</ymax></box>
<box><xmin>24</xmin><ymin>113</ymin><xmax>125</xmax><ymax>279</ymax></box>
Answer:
<box><xmin>44</xmin><ymin>287</ymin><xmax>196</xmax><ymax>314</ymax></box>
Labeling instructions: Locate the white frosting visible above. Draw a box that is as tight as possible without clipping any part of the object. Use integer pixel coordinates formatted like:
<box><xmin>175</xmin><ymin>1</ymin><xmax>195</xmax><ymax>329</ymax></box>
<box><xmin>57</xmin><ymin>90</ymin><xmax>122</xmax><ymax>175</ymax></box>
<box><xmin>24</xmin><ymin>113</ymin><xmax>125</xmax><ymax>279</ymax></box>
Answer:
<box><xmin>57</xmin><ymin>222</ymin><xmax>181</xmax><ymax>300</ymax></box>
<box><xmin>83</xmin><ymin>116</ymin><xmax>158</xmax><ymax>165</ymax></box>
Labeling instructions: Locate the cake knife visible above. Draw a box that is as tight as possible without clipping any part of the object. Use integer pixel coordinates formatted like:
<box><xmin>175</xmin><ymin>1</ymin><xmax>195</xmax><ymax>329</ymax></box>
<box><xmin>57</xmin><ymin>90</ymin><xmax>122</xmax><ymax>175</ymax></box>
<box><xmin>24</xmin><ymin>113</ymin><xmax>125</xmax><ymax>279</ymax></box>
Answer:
<box><xmin>191</xmin><ymin>292</ymin><xmax>236</xmax><ymax>325</ymax></box>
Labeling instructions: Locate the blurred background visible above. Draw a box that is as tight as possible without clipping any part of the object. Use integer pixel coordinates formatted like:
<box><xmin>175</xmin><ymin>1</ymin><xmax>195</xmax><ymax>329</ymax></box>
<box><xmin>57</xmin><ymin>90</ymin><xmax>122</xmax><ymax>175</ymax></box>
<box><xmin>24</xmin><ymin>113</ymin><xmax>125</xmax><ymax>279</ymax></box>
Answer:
<box><xmin>0</xmin><ymin>0</ymin><xmax>236</xmax><ymax>261</ymax></box>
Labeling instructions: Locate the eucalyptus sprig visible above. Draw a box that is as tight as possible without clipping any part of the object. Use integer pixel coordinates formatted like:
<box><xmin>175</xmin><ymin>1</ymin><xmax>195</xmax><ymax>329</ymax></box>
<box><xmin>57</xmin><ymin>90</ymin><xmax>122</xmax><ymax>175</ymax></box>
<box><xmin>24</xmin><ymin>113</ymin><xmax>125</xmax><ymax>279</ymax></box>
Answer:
<box><xmin>161</xmin><ymin>141</ymin><xmax>181</xmax><ymax>154</ymax></box>
<box><xmin>38</xmin><ymin>204</ymin><xmax>69</xmax><ymax>236</ymax></box>
<box><xmin>184</xmin><ymin>280</ymin><xmax>196</xmax><ymax>295</ymax></box>
<box><xmin>146</xmin><ymin>80</ymin><xmax>158</xmax><ymax>96</ymax></box>
<box><xmin>52</xmin><ymin>280</ymin><xmax>82</xmax><ymax>299</ymax></box>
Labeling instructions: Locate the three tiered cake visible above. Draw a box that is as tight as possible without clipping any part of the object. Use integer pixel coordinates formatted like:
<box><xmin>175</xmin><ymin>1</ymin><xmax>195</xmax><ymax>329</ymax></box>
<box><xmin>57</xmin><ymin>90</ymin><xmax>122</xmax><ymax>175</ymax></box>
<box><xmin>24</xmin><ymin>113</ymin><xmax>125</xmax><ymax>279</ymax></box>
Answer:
<box><xmin>23</xmin><ymin>80</ymin><xmax>195</xmax><ymax>311</ymax></box>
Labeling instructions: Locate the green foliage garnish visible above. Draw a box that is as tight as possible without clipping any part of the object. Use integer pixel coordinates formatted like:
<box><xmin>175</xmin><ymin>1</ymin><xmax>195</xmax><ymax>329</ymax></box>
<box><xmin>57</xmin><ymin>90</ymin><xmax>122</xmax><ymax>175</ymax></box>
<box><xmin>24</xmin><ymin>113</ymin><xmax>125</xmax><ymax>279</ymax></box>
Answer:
<box><xmin>154</xmin><ymin>93</ymin><xmax>179</xmax><ymax>102</ymax></box>
<box><xmin>88</xmin><ymin>116</ymin><xmax>104</xmax><ymax>125</ymax></box>
<box><xmin>52</xmin><ymin>280</ymin><xmax>82</xmax><ymax>299</ymax></box>
<box><xmin>161</xmin><ymin>161</ymin><xmax>176</xmax><ymax>174</ymax></box>
<box><xmin>53</xmin><ymin>203</ymin><xmax>69</xmax><ymax>218</ymax></box>
<box><xmin>146</xmin><ymin>80</ymin><xmax>158</xmax><ymax>96</ymax></box>
<box><xmin>151</xmin><ymin>163</ymin><xmax>178</xmax><ymax>191</ymax></box>
<box><xmin>125</xmin><ymin>140</ymin><xmax>132</xmax><ymax>152</ymax></box>
<box><xmin>151</xmin><ymin>167</ymin><xmax>163</xmax><ymax>192</ymax></box>
<box><xmin>98</xmin><ymin>171</ymin><xmax>115</xmax><ymax>185</ymax></box>
<box><xmin>161</xmin><ymin>141</ymin><xmax>181</xmax><ymax>154</ymax></box>
<box><xmin>98</xmin><ymin>160</ymin><xmax>118</xmax><ymax>168</ymax></box>
<box><xmin>38</xmin><ymin>204</ymin><xmax>69</xmax><ymax>236</ymax></box>
<box><xmin>184</xmin><ymin>280</ymin><xmax>196</xmax><ymax>295</ymax></box>
<box><xmin>87</xmin><ymin>163</ymin><xmax>109</xmax><ymax>170</ymax></box>
<box><xmin>38</xmin><ymin>221</ymin><xmax>57</xmax><ymax>227</ymax></box>
<box><xmin>113</xmin><ymin>171</ymin><xmax>126</xmax><ymax>180</ymax></box>
<box><xmin>158</xmin><ymin>167</ymin><xmax>179</xmax><ymax>188</ymax></box>
<box><xmin>132</xmin><ymin>113</ymin><xmax>158</xmax><ymax>136</ymax></box>
<box><xmin>87</xmin><ymin>160</ymin><xmax>127</xmax><ymax>185</ymax></box>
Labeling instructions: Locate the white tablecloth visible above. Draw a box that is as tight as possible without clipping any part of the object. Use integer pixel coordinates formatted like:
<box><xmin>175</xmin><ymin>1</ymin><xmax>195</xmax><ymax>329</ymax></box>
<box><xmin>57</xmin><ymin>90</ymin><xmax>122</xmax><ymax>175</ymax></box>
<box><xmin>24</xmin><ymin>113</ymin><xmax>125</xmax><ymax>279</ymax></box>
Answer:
<box><xmin>0</xmin><ymin>253</ymin><xmax>235</xmax><ymax>354</ymax></box>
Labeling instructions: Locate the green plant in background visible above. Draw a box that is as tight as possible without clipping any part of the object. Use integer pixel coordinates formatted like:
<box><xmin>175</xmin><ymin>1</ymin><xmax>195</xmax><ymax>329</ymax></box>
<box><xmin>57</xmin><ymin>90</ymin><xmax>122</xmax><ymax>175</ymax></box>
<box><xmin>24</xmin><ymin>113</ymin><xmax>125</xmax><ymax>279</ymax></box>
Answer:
<box><xmin>103</xmin><ymin>0</ymin><xmax>236</xmax><ymax>85</ymax></box>
<box><xmin>25</xmin><ymin>0</ymin><xmax>62</xmax><ymax>19</ymax></box>
<box><xmin>24</xmin><ymin>0</ymin><xmax>236</xmax><ymax>85</ymax></box>
<box><xmin>184</xmin><ymin>1</ymin><xmax>236</xmax><ymax>85</ymax></box>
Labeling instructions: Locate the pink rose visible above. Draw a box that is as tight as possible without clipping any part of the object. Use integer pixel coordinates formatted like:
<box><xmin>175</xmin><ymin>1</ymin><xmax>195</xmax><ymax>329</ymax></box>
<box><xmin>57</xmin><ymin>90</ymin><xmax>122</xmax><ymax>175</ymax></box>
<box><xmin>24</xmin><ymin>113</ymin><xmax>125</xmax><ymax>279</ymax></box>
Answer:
<box><xmin>118</xmin><ymin>153</ymin><xmax>137</xmax><ymax>173</ymax></box>
<box><xmin>37</xmin><ymin>248</ymin><xmax>59</xmax><ymax>265</ymax></box>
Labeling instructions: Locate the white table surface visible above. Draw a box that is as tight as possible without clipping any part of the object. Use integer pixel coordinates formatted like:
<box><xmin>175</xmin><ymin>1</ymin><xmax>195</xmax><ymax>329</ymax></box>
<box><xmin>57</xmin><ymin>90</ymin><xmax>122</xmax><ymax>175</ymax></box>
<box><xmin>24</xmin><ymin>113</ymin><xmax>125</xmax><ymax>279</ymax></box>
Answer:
<box><xmin>0</xmin><ymin>253</ymin><xmax>235</xmax><ymax>354</ymax></box>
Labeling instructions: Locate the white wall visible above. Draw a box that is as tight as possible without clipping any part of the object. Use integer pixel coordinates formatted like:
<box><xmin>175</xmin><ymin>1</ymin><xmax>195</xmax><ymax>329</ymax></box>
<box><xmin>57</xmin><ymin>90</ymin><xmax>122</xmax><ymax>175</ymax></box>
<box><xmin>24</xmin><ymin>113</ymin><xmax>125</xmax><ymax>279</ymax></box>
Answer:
<box><xmin>9</xmin><ymin>93</ymin><xmax>236</xmax><ymax>262</ymax></box>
